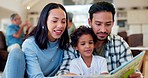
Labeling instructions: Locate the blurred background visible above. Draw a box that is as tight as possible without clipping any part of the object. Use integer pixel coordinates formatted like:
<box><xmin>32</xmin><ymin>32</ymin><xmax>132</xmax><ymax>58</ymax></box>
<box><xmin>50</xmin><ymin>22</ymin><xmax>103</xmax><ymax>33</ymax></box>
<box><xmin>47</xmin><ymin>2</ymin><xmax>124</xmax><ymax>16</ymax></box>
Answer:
<box><xmin>0</xmin><ymin>0</ymin><xmax>148</xmax><ymax>77</ymax></box>
<box><xmin>0</xmin><ymin>0</ymin><xmax>148</xmax><ymax>46</ymax></box>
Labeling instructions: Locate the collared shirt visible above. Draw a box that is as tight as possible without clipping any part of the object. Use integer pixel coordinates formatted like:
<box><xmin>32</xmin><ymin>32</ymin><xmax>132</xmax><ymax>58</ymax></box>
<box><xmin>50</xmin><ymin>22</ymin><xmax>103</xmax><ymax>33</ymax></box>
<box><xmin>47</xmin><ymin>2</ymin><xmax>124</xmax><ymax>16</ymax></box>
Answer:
<box><xmin>56</xmin><ymin>34</ymin><xmax>133</xmax><ymax>75</ymax></box>
<box><xmin>96</xmin><ymin>34</ymin><xmax>133</xmax><ymax>72</ymax></box>
<box><xmin>6</xmin><ymin>24</ymin><xmax>24</xmax><ymax>47</ymax></box>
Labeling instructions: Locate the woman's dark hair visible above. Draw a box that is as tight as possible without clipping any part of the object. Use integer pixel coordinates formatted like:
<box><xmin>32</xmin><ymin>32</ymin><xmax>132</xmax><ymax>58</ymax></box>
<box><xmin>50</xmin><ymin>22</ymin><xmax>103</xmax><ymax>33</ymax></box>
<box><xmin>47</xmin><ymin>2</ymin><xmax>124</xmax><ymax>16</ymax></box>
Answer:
<box><xmin>29</xmin><ymin>3</ymin><xmax>69</xmax><ymax>50</ymax></box>
<box><xmin>89</xmin><ymin>1</ymin><xmax>115</xmax><ymax>21</ymax></box>
<box><xmin>70</xmin><ymin>25</ymin><xmax>97</xmax><ymax>47</ymax></box>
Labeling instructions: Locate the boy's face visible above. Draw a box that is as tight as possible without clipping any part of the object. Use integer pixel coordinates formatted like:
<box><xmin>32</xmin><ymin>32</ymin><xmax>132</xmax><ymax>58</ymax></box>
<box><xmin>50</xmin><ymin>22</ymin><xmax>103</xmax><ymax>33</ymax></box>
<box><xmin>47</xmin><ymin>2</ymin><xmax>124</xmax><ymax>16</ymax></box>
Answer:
<box><xmin>88</xmin><ymin>11</ymin><xmax>114</xmax><ymax>41</ymax></box>
<box><xmin>76</xmin><ymin>34</ymin><xmax>94</xmax><ymax>58</ymax></box>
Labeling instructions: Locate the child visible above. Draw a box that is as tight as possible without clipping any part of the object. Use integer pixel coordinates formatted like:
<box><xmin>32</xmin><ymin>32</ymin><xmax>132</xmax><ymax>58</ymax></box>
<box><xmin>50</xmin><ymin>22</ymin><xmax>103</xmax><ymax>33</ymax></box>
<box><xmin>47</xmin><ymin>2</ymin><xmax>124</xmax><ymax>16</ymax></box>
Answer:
<box><xmin>70</xmin><ymin>26</ymin><xmax>108</xmax><ymax>76</ymax></box>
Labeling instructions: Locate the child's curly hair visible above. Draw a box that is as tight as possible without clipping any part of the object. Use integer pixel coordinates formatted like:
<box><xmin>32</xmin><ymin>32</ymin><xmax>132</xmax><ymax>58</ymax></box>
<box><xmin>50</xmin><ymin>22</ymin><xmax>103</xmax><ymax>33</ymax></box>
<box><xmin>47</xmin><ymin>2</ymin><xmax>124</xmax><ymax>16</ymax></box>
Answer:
<box><xmin>70</xmin><ymin>25</ymin><xmax>97</xmax><ymax>47</ymax></box>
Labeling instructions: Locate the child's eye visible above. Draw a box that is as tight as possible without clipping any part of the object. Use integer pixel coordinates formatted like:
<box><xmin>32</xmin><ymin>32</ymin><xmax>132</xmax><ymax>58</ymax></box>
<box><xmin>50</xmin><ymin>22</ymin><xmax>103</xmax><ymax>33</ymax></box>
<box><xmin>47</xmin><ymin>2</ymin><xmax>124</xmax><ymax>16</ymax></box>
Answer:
<box><xmin>81</xmin><ymin>43</ymin><xmax>85</xmax><ymax>45</ymax></box>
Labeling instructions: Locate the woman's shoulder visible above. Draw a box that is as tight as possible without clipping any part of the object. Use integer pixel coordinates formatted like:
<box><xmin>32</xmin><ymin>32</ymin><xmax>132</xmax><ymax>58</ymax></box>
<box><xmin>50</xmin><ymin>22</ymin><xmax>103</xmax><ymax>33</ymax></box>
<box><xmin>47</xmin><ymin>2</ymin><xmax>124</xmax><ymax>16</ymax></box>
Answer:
<box><xmin>24</xmin><ymin>36</ymin><xmax>35</xmax><ymax>42</ymax></box>
<box><xmin>22</xmin><ymin>36</ymin><xmax>36</xmax><ymax>47</ymax></box>
<box><xmin>22</xmin><ymin>36</ymin><xmax>39</xmax><ymax>53</ymax></box>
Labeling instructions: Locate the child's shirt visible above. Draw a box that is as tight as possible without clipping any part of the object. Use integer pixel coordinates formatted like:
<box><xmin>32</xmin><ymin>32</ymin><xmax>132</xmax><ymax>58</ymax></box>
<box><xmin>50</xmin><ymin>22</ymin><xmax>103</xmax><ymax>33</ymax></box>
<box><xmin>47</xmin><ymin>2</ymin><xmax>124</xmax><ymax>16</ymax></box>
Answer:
<box><xmin>69</xmin><ymin>55</ymin><xmax>108</xmax><ymax>75</ymax></box>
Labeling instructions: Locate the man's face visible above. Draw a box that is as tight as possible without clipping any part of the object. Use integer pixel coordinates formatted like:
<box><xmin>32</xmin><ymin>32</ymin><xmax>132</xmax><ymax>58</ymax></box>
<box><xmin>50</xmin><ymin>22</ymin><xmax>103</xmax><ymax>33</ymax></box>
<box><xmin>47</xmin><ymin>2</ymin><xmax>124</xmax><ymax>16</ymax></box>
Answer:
<box><xmin>88</xmin><ymin>12</ymin><xmax>114</xmax><ymax>41</ymax></box>
<box><xmin>14</xmin><ymin>15</ymin><xmax>22</xmax><ymax>26</ymax></box>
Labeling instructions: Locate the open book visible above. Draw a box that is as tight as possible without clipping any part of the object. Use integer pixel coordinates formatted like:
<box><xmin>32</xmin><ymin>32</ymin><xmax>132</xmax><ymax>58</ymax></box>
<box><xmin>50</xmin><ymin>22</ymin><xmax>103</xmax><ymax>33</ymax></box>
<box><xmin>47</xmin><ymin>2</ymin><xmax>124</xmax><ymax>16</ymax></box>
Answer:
<box><xmin>97</xmin><ymin>51</ymin><xmax>145</xmax><ymax>78</ymax></box>
<box><xmin>57</xmin><ymin>51</ymin><xmax>145</xmax><ymax>78</ymax></box>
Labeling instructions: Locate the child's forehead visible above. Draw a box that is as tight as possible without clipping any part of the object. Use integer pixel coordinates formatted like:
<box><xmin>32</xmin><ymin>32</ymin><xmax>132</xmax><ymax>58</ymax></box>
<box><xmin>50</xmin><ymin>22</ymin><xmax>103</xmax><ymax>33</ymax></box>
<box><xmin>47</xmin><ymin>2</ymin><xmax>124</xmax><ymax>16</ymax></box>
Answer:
<box><xmin>78</xmin><ymin>34</ymin><xmax>93</xmax><ymax>40</ymax></box>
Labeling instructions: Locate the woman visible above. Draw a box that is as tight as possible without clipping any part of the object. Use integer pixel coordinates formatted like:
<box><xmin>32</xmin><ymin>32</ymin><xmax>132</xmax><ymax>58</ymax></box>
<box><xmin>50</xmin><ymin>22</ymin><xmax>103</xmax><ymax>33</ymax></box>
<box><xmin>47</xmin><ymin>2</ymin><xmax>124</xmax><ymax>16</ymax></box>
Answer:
<box><xmin>2</xmin><ymin>3</ymin><xmax>70</xmax><ymax>78</ymax></box>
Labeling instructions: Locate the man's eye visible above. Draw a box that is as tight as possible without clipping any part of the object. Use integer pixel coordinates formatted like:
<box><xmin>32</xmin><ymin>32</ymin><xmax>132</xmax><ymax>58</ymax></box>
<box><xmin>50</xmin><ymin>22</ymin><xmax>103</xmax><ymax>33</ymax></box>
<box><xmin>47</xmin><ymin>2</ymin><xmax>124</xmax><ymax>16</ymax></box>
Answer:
<box><xmin>106</xmin><ymin>23</ymin><xmax>111</xmax><ymax>26</ymax></box>
<box><xmin>96</xmin><ymin>23</ymin><xmax>101</xmax><ymax>26</ymax></box>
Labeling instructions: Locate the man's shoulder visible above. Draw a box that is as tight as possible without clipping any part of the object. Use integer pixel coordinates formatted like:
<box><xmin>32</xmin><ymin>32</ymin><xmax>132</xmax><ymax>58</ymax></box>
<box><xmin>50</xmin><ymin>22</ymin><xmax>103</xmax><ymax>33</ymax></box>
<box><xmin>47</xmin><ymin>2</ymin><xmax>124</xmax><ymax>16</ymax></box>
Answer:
<box><xmin>108</xmin><ymin>34</ymin><xmax>124</xmax><ymax>41</ymax></box>
<box><xmin>7</xmin><ymin>24</ymin><xmax>18</xmax><ymax>29</ymax></box>
<box><xmin>9</xmin><ymin>24</ymin><xmax>17</xmax><ymax>27</ymax></box>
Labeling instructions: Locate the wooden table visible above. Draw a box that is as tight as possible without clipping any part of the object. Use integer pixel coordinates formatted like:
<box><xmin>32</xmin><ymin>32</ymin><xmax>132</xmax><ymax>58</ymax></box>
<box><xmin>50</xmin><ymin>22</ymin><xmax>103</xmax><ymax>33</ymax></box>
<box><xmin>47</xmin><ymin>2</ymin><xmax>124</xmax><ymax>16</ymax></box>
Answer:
<box><xmin>130</xmin><ymin>47</ymin><xmax>148</xmax><ymax>77</ymax></box>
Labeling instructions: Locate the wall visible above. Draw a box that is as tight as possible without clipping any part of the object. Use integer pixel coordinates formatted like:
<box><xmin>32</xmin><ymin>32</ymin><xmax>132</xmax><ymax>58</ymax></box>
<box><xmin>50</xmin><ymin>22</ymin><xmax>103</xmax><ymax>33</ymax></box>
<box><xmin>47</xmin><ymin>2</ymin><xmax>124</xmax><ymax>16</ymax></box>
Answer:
<box><xmin>114</xmin><ymin>0</ymin><xmax>148</xmax><ymax>47</ymax></box>
<box><xmin>0</xmin><ymin>0</ymin><xmax>27</xmax><ymax>21</ymax></box>
<box><xmin>114</xmin><ymin>0</ymin><xmax>148</xmax><ymax>8</ymax></box>
<box><xmin>28</xmin><ymin>0</ymin><xmax>62</xmax><ymax>13</ymax></box>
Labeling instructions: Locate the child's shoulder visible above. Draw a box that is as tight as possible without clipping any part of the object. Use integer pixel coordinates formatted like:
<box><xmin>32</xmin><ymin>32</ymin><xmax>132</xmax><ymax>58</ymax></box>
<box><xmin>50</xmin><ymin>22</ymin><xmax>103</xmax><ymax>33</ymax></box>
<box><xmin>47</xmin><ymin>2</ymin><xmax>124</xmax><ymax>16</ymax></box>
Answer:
<box><xmin>70</xmin><ymin>57</ymin><xmax>81</xmax><ymax>64</ymax></box>
<box><xmin>93</xmin><ymin>55</ymin><xmax>106</xmax><ymax>60</ymax></box>
<box><xmin>72</xmin><ymin>56</ymin><xmax>81</xmax><ymax>61</ymax></box>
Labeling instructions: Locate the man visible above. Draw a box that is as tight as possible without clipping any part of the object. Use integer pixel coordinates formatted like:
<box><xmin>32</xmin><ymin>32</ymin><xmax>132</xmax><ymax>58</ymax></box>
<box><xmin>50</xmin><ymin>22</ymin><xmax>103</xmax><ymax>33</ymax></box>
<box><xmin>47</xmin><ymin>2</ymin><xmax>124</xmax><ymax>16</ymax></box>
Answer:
<box><xmin>57</xmin><ymin>1</ymin><xmax>141</xmax><ymax>78</ymax></box>
<box><xmin>88</xmin><ymin>1</ymin><xmax>141</xmax><ymax>78</ymax></box>
<box><xmin>67</xmin><ymin>12</ymin><xmax>76</xmax><ymax>38</ymax></box>
<box><xmin>6</xmin><ymin>13</ymin><xmax>31</xmax><ymax>52</ymax></box>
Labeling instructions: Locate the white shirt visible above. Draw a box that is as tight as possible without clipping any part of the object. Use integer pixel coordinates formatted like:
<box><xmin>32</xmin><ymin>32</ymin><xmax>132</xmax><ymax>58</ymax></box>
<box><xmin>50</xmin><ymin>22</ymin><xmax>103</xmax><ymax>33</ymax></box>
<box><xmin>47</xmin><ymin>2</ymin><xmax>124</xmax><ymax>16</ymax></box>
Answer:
<box><xmin>69</xmin><ymin>55</ymin><xmax>108</xmax><ymax>76</ymax></box>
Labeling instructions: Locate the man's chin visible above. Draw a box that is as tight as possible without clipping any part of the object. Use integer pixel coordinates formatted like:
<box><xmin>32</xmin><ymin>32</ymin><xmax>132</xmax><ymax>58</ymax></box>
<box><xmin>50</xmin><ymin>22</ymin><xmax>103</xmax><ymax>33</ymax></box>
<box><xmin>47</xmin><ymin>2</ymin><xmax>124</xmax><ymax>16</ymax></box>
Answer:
<box><xmin>97</xmin><ymin>37</ymin><xmax>107</xmax><ymax>41</ymax></box>
<box><xmin>98</xmin><ymin>39</ymin><xmax>106</xmax><ymax>41</ymax></box>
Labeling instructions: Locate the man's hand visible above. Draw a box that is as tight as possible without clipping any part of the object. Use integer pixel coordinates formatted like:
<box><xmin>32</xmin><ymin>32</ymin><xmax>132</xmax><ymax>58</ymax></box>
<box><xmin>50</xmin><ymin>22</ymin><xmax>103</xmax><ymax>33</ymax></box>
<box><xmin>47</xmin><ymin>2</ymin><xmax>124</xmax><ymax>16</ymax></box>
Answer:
<box><xmin>129</xmin><ymin>72</ymin><xmax>141</xmax><ymax>78</ymax></box>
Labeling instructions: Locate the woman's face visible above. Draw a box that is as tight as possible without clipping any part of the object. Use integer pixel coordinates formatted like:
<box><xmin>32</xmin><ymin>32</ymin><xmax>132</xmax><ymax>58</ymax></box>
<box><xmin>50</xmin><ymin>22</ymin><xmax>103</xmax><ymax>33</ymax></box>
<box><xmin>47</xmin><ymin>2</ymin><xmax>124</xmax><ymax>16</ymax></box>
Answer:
<box><xmin>47</xmin><ymin>8</ymin><xmax>66</xmax><ymax>42</ymax></box>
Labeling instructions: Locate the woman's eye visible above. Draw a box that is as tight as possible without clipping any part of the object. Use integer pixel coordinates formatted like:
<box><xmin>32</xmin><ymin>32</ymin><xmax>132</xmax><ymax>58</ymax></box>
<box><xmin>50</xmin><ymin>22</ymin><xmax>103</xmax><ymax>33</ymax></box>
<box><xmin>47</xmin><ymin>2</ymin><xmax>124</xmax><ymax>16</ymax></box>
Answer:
<box><xmin>89</xmin><ymin>41</ymin><xmax>94</xmax><ymax>44</ymax></box>
<box><xmin>53</xmin><ymin>21</ymin><xmax>57</xmax><ymax>23</ymax></box>
<box><xmin>62</xmin><ymin>21</ymin><xmax>66</xmax><ymax>23</ymax></box>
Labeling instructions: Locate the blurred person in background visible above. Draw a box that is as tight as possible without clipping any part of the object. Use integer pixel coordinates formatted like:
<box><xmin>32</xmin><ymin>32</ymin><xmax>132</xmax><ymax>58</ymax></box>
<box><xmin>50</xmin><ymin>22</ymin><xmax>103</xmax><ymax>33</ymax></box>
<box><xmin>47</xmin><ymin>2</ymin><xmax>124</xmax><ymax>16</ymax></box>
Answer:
<box><xmin>67</xmin><ymin>12</ymin><xmax>76</xmax><ymax>38</ymax></box>
<box><xmin>6</xmin><ymin>13</ymin><xmax>31</xmax><ymax>52</ymax></box>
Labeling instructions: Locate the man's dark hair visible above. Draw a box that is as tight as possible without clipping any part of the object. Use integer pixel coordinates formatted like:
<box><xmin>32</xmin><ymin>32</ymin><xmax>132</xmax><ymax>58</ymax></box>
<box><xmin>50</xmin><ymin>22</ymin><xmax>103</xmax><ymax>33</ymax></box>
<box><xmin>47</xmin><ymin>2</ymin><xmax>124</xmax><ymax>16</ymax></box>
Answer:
<box><xmin>89</xmin><ymin>1</ymin><xmax>115</xmax><ymax>21</ymax></box>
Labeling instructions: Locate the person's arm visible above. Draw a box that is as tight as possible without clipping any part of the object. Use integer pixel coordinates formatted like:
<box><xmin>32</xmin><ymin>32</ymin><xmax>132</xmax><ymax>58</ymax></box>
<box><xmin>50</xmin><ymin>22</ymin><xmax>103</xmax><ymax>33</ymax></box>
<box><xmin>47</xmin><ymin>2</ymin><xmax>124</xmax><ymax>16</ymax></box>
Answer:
<box><xmin>100</xmin><ymin>57</ymin><xmax>109</xmax><ymax>74</ymax></box>
<box><xmin>68</xmin><ymin>59</ymin><xmax>81</xmax><ymax>75</ymax></box>
<box><xmin>56</xmin><ymin>46</ymin><xmax>79</xmax><ymax>75</ymax></box>
<box><xmin>13</xmin><ymin>23</ymin><xmax>27</xmax><ymax>38</ymax></box>
<box><xmin>22</xmin><ymin>38</ymin><xmax>52</xmax><ymax>78</ymax></box>
<box><xmin>25</xmin><ymin>21</ymin><xmax>32</xmax><ymax>34</ymax></box>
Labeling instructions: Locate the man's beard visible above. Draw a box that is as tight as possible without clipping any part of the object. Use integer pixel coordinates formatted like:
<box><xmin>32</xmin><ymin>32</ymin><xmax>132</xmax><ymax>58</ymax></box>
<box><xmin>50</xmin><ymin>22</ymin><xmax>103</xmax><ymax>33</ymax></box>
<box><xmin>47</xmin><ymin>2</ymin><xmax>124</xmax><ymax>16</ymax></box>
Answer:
<box><xmin>96</xmin><ymin>32</ymin><xmax>109</xmax><ymax>41</ymax></box>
